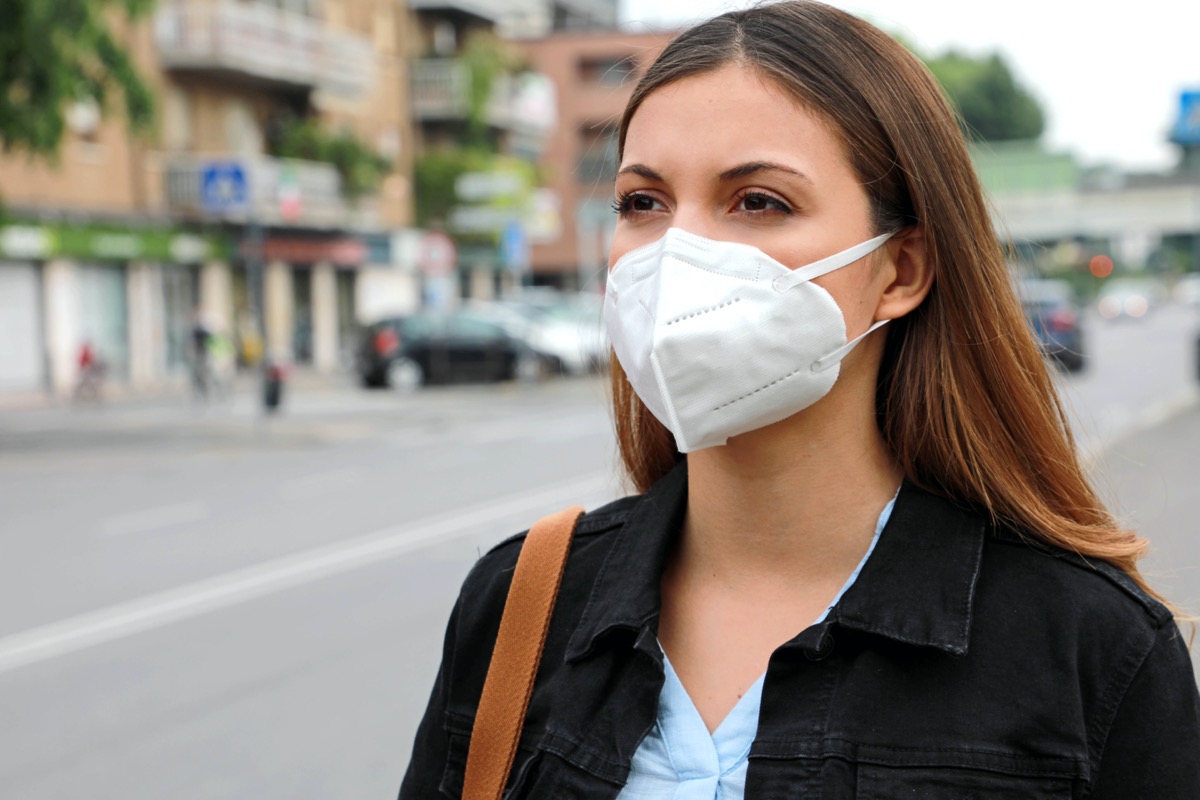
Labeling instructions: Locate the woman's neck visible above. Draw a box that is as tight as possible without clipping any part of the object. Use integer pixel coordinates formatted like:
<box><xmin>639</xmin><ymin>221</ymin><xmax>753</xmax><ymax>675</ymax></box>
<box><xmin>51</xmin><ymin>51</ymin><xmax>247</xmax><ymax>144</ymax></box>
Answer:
<box><xmin>679</xmin><ymin>395</ymin><xmax>902</xmax><ymax>591</ymax></box>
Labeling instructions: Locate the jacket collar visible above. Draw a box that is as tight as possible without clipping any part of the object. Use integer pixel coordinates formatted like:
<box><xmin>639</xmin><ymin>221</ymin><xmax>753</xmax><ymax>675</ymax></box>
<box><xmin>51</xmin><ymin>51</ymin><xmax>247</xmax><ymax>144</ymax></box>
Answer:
<box><xmin>565</xmin><ymin>461</ymin><xmax>688</xmax><ymax>661</ymax></box>
<box><xmin>831</xmin><ymin>480</ymin><xmax>985</xmax><ymax>656</ymax></box>
<box><xmin>565</xmin><ymin>461</ymin><xmax>986</xmax><ymax>662</ymax></box>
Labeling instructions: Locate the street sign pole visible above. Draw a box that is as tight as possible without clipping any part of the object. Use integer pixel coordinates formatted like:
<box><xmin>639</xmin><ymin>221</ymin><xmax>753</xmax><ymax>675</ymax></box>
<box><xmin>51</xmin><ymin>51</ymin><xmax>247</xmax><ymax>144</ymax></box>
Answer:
<box><xmin>245</xmin><ymin>213</ymin><xmax>271</xmax><ymax>420</ymax></box>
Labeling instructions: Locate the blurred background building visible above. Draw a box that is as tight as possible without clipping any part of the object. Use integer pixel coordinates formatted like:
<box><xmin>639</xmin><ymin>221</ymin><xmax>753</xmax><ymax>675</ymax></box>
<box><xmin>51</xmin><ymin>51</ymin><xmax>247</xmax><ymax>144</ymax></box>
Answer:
<box><xmin>0</xmin><ymin>0</ymin><xmax>416</xmax><ymax>398</ymax></box>
<box><xmin>518</xmin><ymin>28</ymin><xmax>672</xmax><ymax>292</ymax></box>
<box><xmin>1</xmin><ymin>0</ymin><xmax>1198</xmax><ymax>404</ymax></box>
<box><xmin>973</xmin><ymin>91</ymin><xmax>1200</xmax><ymax>284</ymax></box>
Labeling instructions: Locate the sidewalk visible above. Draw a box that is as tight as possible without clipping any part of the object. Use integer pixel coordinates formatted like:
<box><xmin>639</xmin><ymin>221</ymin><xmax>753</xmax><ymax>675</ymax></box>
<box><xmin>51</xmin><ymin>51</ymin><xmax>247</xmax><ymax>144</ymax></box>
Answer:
<box><xmin>0</xmin><ymin>370</ymin><xmax>608</xmax><ymax>454</ymax></box>
<box><xmin>0</xmin><ymin>367</ymin><xmax>359</xmax><ymax>413</ymax></box>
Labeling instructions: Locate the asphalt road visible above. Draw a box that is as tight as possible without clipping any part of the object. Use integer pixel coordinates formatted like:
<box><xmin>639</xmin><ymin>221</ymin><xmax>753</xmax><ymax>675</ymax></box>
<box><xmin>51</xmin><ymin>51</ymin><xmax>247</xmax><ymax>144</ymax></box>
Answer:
<box><xmin>0</xmin><ymin>303</ymin><xmax>1196</xmax><ymax>799</ymax></box>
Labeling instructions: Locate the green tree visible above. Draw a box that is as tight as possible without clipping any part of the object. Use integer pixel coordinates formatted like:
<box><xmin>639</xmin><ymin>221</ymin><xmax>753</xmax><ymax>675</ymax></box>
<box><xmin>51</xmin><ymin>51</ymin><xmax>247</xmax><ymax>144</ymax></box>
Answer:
<box><xmin>459</xmin><ymin>30</ymin><xmax>526</xmax><ymax>149</ymax></box>
<box><xmin>271</xmin><ymin>119</ymin><xmax>392</xmax><ymax>201</ymax></box>
<box><xmin>924</xmin><ymin>50</ymin><xmax>1045</xmax><ymax>142</ymax></box>
<box><xmin>0</xmin><ymin>0</ymin><xmax>155</xmax><ymax>158</ymax></box>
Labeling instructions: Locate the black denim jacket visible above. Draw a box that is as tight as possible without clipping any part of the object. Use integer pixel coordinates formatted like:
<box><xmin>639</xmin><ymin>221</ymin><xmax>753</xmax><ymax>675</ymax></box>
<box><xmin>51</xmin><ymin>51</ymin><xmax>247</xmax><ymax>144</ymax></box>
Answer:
<box><xmin>399</xmin><ymin>463</ymin><xmax>1200</xmax><ymax>798</ymax></box>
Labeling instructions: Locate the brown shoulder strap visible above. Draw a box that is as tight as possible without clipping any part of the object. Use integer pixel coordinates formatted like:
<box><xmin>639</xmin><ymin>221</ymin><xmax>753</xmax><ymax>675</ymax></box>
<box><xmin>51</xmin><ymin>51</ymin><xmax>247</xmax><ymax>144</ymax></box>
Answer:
<box><xmin>462</xmin><ymin>505</ymin><xmax>584</xmax><ymax>800</ymax></box>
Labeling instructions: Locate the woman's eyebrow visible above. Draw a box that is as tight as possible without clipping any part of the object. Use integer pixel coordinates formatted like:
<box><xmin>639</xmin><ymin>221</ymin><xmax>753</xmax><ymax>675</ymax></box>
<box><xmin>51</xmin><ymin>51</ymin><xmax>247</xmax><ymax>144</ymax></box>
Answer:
<box><xmin>615</xmin><ymin>161</ymin><xmax>813</xmax><ymax>184</ymax></box>
<box><xmin>718</xmin><ymin>161</ymin><xmax>813</xmax><ymax>183</ymax></box>
<box><xmin>615</xmin><ymin>163</ymin><xmax>664</xmax><ymax>181</ymax></box>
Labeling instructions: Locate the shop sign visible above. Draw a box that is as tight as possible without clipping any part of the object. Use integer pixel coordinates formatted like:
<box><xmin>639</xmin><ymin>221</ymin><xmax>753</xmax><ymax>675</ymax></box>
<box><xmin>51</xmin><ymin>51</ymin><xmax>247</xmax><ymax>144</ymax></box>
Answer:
<box><xmin>0</xmin><ymin>222</ymin><xmax>228</xmax><ymax>262</ymax></box>
<box><xmin>89</xmin><ymin>232</ymin><xmax>142</xmax><ymax>260</ymax></box>
<box><xmin>0</xmin><ymin>225</ymin><xmax>52</xmax><ymax>259</ymax></box>
<box><xmin>455</xmin><ymin>171</ymin><xmax>524</xmax><ymax>202</ymax></box>
<box><xmin>239</xmin><ymin>236</ymin><xmax>368</xmax><ymax>267</ymax></box>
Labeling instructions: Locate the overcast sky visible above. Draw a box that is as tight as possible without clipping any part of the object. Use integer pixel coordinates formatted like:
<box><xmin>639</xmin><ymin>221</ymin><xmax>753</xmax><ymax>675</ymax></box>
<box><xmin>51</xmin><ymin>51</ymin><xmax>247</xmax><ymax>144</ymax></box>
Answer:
<box><xmin>618</xmin><ymin>0</ymin><xmax>1200</xmax><ymax>172</ymax></box>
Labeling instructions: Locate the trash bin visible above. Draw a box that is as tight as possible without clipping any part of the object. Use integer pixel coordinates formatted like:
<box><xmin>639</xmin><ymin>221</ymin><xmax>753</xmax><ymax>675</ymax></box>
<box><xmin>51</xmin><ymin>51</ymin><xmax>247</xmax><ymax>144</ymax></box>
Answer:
<box><xmin>263</xmin><ymin>361</ymin><xmax>288</xmax><ymax>412</ymax></box>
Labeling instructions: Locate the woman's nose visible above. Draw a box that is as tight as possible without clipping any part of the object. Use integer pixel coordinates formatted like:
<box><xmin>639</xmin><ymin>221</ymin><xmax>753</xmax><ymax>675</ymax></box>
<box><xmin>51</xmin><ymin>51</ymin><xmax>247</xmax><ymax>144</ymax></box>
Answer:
<box><xmin>666</xmin><ymin>205</ymin><xmax>720</xmax><ymax>240</ymax></box>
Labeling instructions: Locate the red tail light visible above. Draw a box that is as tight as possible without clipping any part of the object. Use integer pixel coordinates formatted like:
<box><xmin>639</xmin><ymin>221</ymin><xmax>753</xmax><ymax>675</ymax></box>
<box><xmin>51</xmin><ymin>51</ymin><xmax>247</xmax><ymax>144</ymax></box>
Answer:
<box><xmin>1047</xmin><ymin>308</ymin><xmax>1077</xmax><ymax>332</ymax></box>
<box><xmin>374</xmin><ymin>328</ymin><xmax>400</xmax><ymax>356</ymax></box>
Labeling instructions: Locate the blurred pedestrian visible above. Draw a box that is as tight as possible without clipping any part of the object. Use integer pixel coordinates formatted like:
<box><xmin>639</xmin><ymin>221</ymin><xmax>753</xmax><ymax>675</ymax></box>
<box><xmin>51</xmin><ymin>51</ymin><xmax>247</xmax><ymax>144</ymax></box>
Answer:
<box><xmin>399</xmin><ymin>3</ymin><xmax>1200</xmax><ymax>798</ymax></box>
<box><xmin>72</xmin><ymin>339</ymin><xmax>105</xmax><ymax>402</ymax></box>
<box><xmin>189</xmin><ymin>307</ymin><xmax>212</xmax><ymax>400</ymax></box>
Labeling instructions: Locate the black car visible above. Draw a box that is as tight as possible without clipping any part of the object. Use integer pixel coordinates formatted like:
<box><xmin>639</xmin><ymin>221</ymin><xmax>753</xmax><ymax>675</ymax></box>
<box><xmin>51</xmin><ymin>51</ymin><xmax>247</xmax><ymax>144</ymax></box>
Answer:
<box><xmin>1018</xmin><ymin>278</ymin><xmax>1086</xmax><ymax>373</ymax></box>
<box><xmin>356</xmin><ymin>310</ymin><xmax>543</xmax><ymax>390</ymax></box>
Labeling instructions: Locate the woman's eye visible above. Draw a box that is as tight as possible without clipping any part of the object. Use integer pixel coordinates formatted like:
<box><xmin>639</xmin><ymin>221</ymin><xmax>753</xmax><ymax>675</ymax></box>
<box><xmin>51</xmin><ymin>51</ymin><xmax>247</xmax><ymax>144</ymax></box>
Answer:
<box><xmin>612</xmin><ymin>193</ymin><xmax>664</xmax><ymax>217</ymax></box>
<box><xmin>735</xmin><ymin>192</ymin><xmax>792</xmax><ymax>214</ymax></box>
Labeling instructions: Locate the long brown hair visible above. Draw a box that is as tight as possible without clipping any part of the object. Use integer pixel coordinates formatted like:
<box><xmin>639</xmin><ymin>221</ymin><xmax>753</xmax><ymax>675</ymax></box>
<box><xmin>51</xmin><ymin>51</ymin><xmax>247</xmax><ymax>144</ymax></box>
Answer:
<box><xmin>610</xmin><ymin>1</ymin><xmax>1167</xmax><ymax>606</ymax></box>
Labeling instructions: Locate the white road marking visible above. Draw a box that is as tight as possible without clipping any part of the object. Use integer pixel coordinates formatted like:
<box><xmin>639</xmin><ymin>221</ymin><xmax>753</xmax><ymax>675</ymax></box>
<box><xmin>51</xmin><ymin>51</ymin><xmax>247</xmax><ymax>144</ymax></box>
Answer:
<box><xmin>0</xmin><ymin>472</ymin><xmax>615</xmax><ymax>675</ymax></box>
<box><xmin>99</xmin><ymin>501</ymin><xmax>209</xmax><ymax>537</ymax></box>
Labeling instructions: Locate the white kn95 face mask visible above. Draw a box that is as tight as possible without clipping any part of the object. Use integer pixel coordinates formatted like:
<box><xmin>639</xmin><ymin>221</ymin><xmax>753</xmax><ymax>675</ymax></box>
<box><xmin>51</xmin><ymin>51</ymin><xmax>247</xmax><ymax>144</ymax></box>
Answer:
<box><xmin>604</xmin><ymin>227</ymin><xmax>893</xmax><ymax>452</ymax></box>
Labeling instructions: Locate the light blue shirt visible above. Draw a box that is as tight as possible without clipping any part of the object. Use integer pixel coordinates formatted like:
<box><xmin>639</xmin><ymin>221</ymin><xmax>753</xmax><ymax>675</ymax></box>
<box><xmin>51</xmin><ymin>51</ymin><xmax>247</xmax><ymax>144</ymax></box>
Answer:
<box><xmin>616</xmin><ymin>494</ymin><xmax>897</xmax><ymax>800</ymax></box>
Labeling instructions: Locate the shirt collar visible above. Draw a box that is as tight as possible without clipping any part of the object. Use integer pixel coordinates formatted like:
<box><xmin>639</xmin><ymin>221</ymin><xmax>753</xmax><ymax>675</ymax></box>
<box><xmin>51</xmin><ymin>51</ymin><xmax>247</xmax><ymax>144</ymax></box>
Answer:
<box><xmin>565</xmin><ymin>461</ymin><xmax>985</xmax><ymax>662</ymax></box>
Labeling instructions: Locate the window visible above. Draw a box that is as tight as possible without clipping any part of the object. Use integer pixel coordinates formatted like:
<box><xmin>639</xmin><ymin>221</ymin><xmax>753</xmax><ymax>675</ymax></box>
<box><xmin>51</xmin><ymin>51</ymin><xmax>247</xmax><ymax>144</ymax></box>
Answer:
<box><xmin>447</xmin><ymin>315</ymin><xmax>505</xmax><ymax>340</ymax></box>
<box><xmin>577</xmin><ymin>123</ymin><xmax>618</xmax><ymax>183</ymax></box>
<box><xmin>577</xmin><ymin>55</ymin><xmax>635</xmax><ymax>86</ymax></box>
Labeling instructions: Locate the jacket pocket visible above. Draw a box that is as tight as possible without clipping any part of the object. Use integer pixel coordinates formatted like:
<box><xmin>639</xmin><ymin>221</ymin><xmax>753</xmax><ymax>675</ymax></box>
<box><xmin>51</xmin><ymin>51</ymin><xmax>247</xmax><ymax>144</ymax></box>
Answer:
<box><xmin>438</xmin><ymin>730</ymin><xmax>543</xmax><ymax>800</ymax></box>
<box><xmin>857</xmin><ymin>764</ymin><xmax>1076</xmax><ymax>799</ymax></box>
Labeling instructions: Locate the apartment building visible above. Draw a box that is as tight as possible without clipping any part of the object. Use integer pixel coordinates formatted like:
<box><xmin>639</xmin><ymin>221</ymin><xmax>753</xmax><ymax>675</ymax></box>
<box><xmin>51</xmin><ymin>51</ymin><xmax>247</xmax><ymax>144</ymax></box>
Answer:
<box><xmin>405</xmin><ymin>0</ymin><xmax>616</xmax><ymax>300</ymax></box>
<box><xmin>518</xmin><ymin>28</ymin><xmax>673</xmax><ymax>291</ymax></box>
<box><xmin>0</xmin><ymin>0</ymin><xmax>416</xmax><ymax>398</ymax></box>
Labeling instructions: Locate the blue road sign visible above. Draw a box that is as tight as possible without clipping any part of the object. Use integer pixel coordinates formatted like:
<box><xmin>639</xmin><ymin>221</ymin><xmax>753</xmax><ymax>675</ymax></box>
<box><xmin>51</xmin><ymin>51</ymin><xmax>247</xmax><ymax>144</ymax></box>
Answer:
<box><xmin>1172</xmin><ymin>91</ymin><xmax>1200</xmax><ymax>146</ymax></box>
<box><xmin>200</xmin><ymin>162</ymin><xmax>249</xmax><ymax>215</ymax></box>
<box><xmin>501</xmin><ymin>220</ymin><xmax>529</xmax><ymax>272</ymax></box>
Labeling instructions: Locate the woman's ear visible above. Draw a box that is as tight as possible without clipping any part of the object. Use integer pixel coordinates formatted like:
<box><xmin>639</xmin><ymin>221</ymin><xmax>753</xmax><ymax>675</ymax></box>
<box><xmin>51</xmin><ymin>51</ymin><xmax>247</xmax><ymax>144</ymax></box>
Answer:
<box><xmin>875</xmin><ymin>227</ymin><xmax>933</xmax><ymax>321</ymax></box>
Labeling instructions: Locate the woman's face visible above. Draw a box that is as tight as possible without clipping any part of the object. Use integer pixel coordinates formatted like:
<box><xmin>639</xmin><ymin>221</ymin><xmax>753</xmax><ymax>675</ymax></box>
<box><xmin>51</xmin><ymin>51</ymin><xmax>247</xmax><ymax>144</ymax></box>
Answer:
<box><xmin>611</xmin><ymin>64</ymin><xmax>884</xmax><ymax>329</ymax></box>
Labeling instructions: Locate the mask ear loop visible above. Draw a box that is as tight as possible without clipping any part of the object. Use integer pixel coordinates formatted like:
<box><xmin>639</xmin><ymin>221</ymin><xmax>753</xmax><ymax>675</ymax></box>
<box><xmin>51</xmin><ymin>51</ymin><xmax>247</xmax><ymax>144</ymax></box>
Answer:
<box><xmin>772</xmin><ymin>232</ymin><xmax>893</xmax><ymax>293</ymax></box>
<box><xmin>812</xmin><ymin>319</ymin><xmax>890</xmax><ymax>372</ymax></box>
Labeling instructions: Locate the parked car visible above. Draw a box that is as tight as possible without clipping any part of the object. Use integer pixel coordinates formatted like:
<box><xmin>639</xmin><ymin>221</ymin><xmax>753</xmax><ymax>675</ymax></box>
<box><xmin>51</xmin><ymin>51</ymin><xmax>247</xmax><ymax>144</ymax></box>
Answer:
<box><xmin>356</xmin><ymin>310</ymin><xmax>543</xmax><ymax>390</ymax></box>
<box><xmin>1096</xmin><ymin>277</ymin><xmax>1165</xmax><ymax>320</ymax></box>
<box><xmin>467</xmin><ymin>291</ymin><xmax>607</xmax><ymax>376</ymax></box>
<box><xmin>1018</xmin><ymin>278</ymin><xmax>1086</xmax><ymax>373</ymax></box>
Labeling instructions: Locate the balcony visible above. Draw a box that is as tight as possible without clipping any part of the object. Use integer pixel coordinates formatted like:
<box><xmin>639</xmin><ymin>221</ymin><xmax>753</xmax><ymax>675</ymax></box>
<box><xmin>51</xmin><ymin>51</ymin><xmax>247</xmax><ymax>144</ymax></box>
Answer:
<box><xmin>408</xmin><ymin>0</ymin><xmax>502</xmax><ymax>24</ymax></box>
<box><xmin>411</xmin><ymin>59</ymin><xmax>471</xmax><ymax>120</ymax></box>
<box><xmin>154</xmin><ymin>0</ymin><xmax>372</xmax><ymax>96</ymax></box>
<box><xmin>164</xmin><ymin>154</ymin><xmax>375</xmax><ymax>229</ymax></box>
<box><xmin>411</xmin><ymin>60</ymin><xmax>556</xmax><ymax>136</ymax></box>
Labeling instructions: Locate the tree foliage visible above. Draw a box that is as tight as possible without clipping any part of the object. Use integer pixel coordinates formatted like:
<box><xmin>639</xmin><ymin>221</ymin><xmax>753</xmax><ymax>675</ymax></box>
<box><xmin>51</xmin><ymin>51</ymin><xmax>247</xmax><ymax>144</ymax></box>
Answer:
<box><xmin>271</xmin><ymin>119</ymin><xmax>392</xmax><ymax>201</ymax></box>
<box><xmin>459</xmin><ymin>30</ymin><xmax>525</xmax><ymax>149</ymax></box>
<box><xmin>924</xmin><ymin>50</ymin><xmax>1045</xmax><ymax>142</ymax></box>
<box><xmin>0</xmin><ymin>0</ymin><xmax>155</xmax><ymax>158</ymax></box>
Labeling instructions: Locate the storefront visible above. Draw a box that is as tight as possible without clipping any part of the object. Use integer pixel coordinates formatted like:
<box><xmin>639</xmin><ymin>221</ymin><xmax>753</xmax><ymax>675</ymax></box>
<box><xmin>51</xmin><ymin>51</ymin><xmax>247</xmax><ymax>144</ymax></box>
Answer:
<box><xmin>0</xmin><ymin>260</ymin><xmax>45</xmax><ymax>392</ymax></box>
<box><xmin>0</xmin><ymin>220</ymin><xmax>228</xmax><ymax>395</ymax></box>
<box><xmin>162</xmin><ymin>264</ymin><xmax>201</xmax><ymax>372</ymax></box>
<box><xmin>77</xmin><ymin>262</ymin><xmax>130</xmax><ymax>380</ymax></box>
<box><xmin>239</xmin><ymin>234</ymin><xmax>368</xmax><ymax>371</ymax></box>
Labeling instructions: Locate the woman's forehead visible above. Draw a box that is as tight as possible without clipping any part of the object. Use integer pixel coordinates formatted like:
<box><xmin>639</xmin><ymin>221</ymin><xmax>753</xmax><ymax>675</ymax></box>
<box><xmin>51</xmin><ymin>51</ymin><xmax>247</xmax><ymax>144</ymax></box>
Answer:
<box><xmin>620</xmin><ymin>65</ymin><xmax>848</xmax><ymax>183</ymax></box>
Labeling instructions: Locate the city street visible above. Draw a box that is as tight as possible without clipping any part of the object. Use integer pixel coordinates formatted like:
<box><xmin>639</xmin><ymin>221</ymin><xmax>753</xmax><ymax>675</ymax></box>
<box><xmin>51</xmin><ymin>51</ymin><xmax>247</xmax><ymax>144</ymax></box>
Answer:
<box><xmin>1</xmin><ymin>304</ymin><xmax>1198</xmax><ymax>799</ymax></box>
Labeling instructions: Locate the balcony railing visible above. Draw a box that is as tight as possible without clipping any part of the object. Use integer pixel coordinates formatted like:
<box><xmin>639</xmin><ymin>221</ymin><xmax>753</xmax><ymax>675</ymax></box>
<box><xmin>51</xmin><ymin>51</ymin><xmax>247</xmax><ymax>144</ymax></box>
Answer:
<box><xmin>154</xmin><ymin>0</ymin><xmax>372</xmax><ymax>96</ymax></box>
<box><xmin>411</xmin><ymin>60</ymin><xmax>556</xmax><ymax>136</ymax></box>
<box><xmin>411</xmin><ymin>59</ymin><xmax>471</xmax><ymax>120</ymax></box>
<box><xmin>164</xmin><ymin>154</ymin><xmax>371</xmax><ymax>229</ymax></box>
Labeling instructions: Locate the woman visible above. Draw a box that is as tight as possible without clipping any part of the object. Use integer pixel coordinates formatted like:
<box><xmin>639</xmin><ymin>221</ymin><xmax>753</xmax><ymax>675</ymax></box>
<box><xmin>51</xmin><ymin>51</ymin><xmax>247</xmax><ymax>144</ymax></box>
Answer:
<box><xmin>400</xmin><ymin>2</ymin><xmax>1200</xmax><ymax>797</ymax></box>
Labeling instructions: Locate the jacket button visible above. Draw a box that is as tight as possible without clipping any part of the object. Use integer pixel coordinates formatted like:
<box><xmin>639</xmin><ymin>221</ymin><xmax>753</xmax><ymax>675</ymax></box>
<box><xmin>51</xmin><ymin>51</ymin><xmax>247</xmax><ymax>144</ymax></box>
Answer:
<box><xmin>806</xmin><ymin>632</ymin><xmax>835</xmax><ymax>661</ymax></box>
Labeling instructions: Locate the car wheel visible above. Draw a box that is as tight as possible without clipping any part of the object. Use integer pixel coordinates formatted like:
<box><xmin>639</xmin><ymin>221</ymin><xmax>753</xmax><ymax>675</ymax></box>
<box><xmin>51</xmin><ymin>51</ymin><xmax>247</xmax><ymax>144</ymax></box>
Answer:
<box><xmin>386</xmin><ymin>358</ymin><xmax>423</xmax><ymax>392</ymax></box>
